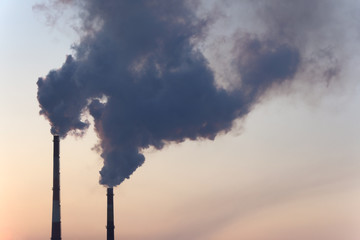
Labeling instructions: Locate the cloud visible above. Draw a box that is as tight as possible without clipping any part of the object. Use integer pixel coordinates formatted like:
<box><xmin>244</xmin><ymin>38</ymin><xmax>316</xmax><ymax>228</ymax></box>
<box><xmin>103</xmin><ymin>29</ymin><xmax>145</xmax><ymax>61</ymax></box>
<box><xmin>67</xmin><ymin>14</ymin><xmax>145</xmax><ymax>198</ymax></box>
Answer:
<box><xmin>37</xmin><ymin>0</ymin><xmax>356</xmax><ymax>187</ymax></box>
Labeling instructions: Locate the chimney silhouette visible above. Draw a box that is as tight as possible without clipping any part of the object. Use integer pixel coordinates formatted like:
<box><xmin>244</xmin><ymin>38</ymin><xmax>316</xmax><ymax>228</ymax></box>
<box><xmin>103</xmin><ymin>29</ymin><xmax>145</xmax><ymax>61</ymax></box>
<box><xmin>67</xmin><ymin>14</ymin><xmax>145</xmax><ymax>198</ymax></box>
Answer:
<box><xmin>51</xmin><ymin>135</ymin><xmax>61</xmax><ymax>240</ymax></box>
<box><xmin>107</xmin><ymin>187</ymin><xmax>115</xmax><ymax>240</ymax></box>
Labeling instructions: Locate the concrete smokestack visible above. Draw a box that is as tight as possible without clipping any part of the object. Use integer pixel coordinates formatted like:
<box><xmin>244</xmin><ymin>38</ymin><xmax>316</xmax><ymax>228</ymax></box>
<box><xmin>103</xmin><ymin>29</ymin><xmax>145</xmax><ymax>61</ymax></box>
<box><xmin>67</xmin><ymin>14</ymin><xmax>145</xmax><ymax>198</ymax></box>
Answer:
<box><xmin>107</xmin><ymin>187</ymin><xmax>115</xmax><ymax>240</ymax></box>
<box><xmin>51</xmin><ymin>135</ymin><xmax>61</xmax><ymax>240</ymax></box>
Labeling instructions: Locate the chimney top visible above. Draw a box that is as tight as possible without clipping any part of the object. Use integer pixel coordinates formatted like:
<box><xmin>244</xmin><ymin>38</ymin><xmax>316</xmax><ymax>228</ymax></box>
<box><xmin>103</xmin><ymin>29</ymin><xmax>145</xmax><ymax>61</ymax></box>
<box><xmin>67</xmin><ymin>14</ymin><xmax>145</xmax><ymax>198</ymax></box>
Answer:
<box><xmin>107</xmin><ymin>187</ymin><xmax>113</xmax><ymax>196</ymax></box>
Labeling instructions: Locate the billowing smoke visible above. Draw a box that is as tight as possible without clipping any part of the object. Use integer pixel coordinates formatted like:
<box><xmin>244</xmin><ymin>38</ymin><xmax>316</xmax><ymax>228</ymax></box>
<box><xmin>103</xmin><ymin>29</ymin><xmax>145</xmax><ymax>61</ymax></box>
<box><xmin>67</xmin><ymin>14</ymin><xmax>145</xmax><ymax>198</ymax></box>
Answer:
<box><xmin>37</xmin><ymin>0</ymin><xmax>346</xmax><ymax>187</ymax></box>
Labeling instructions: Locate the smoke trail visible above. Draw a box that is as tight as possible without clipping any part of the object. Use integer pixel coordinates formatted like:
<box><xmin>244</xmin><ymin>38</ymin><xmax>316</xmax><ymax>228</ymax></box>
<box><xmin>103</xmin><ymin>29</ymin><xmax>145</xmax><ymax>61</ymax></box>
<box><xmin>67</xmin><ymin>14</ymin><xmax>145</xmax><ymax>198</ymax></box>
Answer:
<box><xmin>37</xmin><ymin>0</ymin><xmax>346</xmax><ymax>187</ymax></box>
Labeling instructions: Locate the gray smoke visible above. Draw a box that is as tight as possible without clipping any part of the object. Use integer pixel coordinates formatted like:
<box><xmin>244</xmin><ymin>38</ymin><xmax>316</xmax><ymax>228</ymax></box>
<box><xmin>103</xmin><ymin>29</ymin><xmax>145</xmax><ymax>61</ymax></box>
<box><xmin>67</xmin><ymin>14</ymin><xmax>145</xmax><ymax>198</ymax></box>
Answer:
<box><xmin>37</xmin><ymin>0</ymin><xmax>347</xmax><ymax>187</ymax></box>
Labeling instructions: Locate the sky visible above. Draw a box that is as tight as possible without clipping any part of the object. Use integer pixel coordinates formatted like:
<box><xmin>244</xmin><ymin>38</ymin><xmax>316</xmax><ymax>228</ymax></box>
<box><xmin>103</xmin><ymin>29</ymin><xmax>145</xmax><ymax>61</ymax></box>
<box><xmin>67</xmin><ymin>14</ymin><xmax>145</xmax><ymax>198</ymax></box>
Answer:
<box><xmin>1</xmin><ymin>0</ymin><xmax>360</xmax><ymax>239</ymax></box>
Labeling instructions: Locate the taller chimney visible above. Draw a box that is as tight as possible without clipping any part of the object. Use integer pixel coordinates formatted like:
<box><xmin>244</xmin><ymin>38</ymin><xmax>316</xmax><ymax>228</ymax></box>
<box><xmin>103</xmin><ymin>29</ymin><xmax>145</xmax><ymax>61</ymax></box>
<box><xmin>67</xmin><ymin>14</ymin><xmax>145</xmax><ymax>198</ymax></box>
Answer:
<box><xmin>51</xmin><ymin>135</ymin><xmax>61</xmax><ymax>240</ymax></box>
<box><xmin>107</xmin><ymin>187</ymin><xmax>115</xmax><ymax>240</ymax></box>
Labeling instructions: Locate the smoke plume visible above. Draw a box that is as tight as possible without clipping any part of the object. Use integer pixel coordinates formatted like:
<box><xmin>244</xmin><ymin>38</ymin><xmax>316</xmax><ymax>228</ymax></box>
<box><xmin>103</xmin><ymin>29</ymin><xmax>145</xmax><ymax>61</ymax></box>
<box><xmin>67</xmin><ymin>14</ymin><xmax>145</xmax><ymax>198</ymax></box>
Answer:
<box><xmin>37</xmin><ymin>0</ymin><xmax>348</xmax><ymax>187</ymax></box>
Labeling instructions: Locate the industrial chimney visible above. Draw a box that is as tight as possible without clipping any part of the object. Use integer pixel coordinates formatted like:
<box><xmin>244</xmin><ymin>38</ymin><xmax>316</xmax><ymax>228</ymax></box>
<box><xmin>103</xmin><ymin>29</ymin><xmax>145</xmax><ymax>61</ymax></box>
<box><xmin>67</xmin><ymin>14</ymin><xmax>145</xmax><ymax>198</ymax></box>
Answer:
<box><xmin>51</xmin><ymin>135</ymin><xmax>61</xmax><ymax>240</ymax></box>
<box><xmin>107</xmin><ymin>187</ymin><xmax>115</xmax><ymax>240</ymax></box>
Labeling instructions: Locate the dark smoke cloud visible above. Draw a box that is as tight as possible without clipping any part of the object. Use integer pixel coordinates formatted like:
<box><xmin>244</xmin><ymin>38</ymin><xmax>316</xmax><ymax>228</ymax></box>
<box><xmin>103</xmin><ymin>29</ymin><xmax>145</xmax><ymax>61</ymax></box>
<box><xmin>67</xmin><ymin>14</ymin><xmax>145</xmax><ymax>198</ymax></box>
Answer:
<box><xmin>243</xmin><ymin>0</ymin><xmax>346</xmax><ymax>81</ymax></box>
<box><xmin>37</xmin><ymin>0</ymin><xmax>343</xmax><ymax>187</ymax></box>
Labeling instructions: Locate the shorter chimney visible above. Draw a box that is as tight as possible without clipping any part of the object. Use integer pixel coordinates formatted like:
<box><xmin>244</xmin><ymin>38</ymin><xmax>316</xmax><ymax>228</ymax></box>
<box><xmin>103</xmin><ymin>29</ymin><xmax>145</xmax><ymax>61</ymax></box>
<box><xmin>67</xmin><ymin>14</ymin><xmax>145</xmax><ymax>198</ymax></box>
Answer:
<box><xmin>107</xmin><ymin>187</ymin><xmax>115</xmax><ymax>240</ymax></box>
<box><xmin>51</xmin><ymin>135</ymin><xmax>61</xmax><ymax>240</ymax></box>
